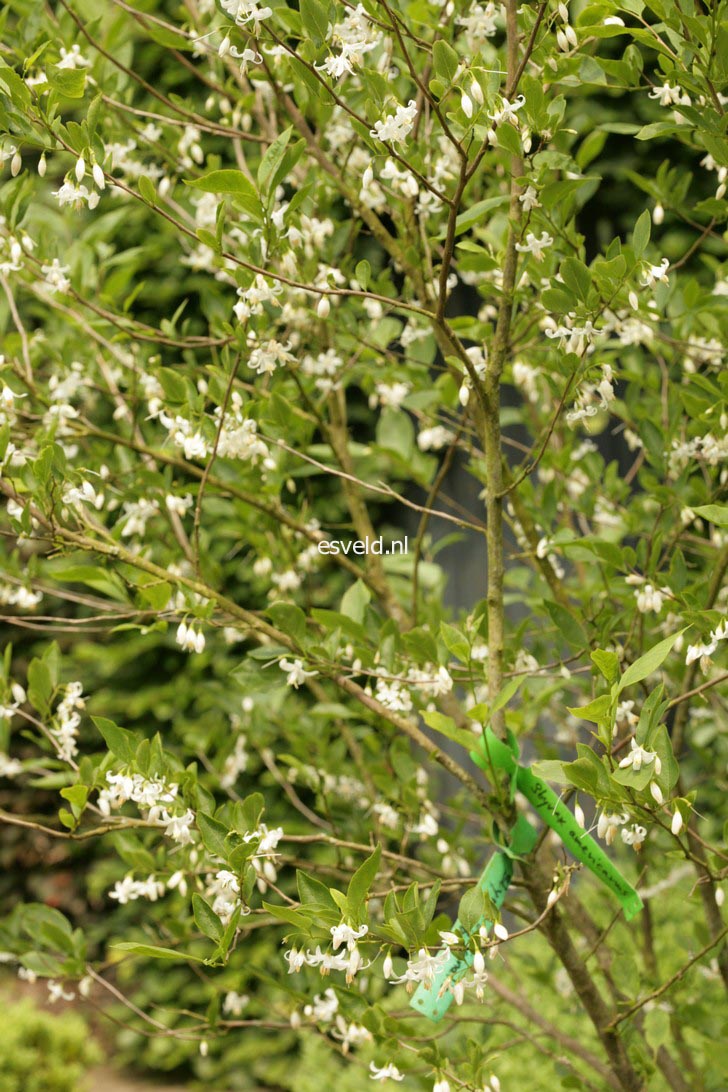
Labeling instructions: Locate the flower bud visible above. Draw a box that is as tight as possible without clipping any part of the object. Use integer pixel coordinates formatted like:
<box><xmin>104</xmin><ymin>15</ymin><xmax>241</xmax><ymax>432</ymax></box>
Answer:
<box><xmin>461</xmin><ymin>91</ymin><xmax>474</xmax><ymax>119</ymax></box>
<box><xmin>574</xmin><ymin>801</ymin><xmax>585</xmax><ymax>828</ymax></box>
<box><xmin>470</xmin><ymin>79</ymin><xmax>484</xmax><ymax>106</ymax></box>
<box><xmin>628</xmin><ymin>290</ymin><xmax>639</xmax><ymax>310</ymax></box>
<box><xmin>382</xmin><ymin>952</ymin><xmax>394</xmax><ymax>978</ymax></box>
<box><xmin>493</xmin><ymin>922</ymin><xmax>508</xmax><ymax>941</ymax></box>
<box><xmin>473</xmin><ymin>948</ymin><xmax>485</xmax><ymax>975</ymax></box>
<box><xmin>11</xmin><ymin>150</ymin><xmax>21</xmax><ymax>176</ymax></box>
<box><xmin>653</xmin><ymin>202</ymin><xmax>664</xmax><ymax>224</ymax></box>
<box><xmin>649</xmin><ymin>781</ymin><xmax>664</xmax><ymax>804</ymax></box>
<box><xmin>459</xmin><ymin>382</ymin><xmax>470</xmax><ymax>406</ymax></box>
<box><xmin>671</xmin><ymin>808</ymin><xmax>683</xmax><ymax>835</ymax></box>
<box><xmin>317</xmin><ymin>296</ymin><xmax>330</xmax><ymax>318</ymax></box>
<box><xmin>75</xmin><ymin>156</ymin><xmax>85</xmax><ymax>181</ymax></box>
<box><xmin>219</xmin><ymin>35</ymin><xmax>231</xmax><ymax>58</ymax></box>
<box><xmin>38</xmin><ymin>153</ymin><xmax>47</xmax><ymax>177</ymax></box>
<box><xmin>92</xmin><ymin>162</ymin><xmax>105</xmax><ymax>189</ymax></box>
<box><xmin>565</xmin><ymin>24</ymin><xmax>578</xmax><ymax>47</ymax></box>
<box><xmin>716</xmin><ymin>888</ymin><xmax>725</xmax><ymax>908</ymax></box>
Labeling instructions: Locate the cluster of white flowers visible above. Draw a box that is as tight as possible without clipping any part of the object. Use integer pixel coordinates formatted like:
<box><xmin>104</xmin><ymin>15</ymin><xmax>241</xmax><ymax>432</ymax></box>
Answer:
<box><xmin>596</xmin><ymin>810</ymin><xmax>629</xmax><ymax>846</ymax></box>
<box><xmin>0</xmin><ymin>230</ymin><xmax>33</xmax><ymax>275</ymax></box>
<box><xmin>300</xmin><ymin>348</ymin><xmax>343</xmax><ymax>393</ymax></box>
<box><xmin>176</xmin><ymin>619</ymin><xmax>206</xmax><ymax>654</ymax></box>
<box><xmin>370</xmin><ymin>100</ymin><xmax>418</xmax><ymax>144</ymax></box>
<box><xmin>98</xmin><ymin>770</ymin><xmax>179</xmax><ymax>816</ymax></box>
<box><xmin>685</xmin><ymin>617</ymin><xmax>728</xmax><ymax>671</ymax></box>
<box><xmin>246</xmin><ymin>335</ymin><xmax>296</xmax><ymax>376</ymax></box>
<box><xmin>121</xmin><ymin>497</ymin><xmax>159</xmax><ymax>537</ymax></box>
<box><xmin>374</xmin><ymin>676</ymin><xmax>413</xmax><ymax>713</ymax></box>
<box><xmin>51</xmin><ymin>681</ymin><xmax>84</xmax><ymax>763</ymax></box>
<box><xmin>245</xmin><ymin>823</ymin><xmax>284</xmax><ymax>892</ymax></box>
<box><xmin>668</xmin><ymin>429</ymin><xmax>728</xmax><ymax>474</ymax></box>
<box><xmin>456</xmin><ymin>1</ymin><xmax>500</xmax><ymax>42</ymax></box>
<box><xmin>233</xmin><ymin>273</ymin><xmax>283</xmax><ymax>322</ymax></box>
<box><xmin>216</xmin><ymin>400</ymin><xmax>274</xmax><ymax>467</ymax></box>
<box><xmin>109</xmin><ymin>874</ymin><xmax>166</xmax><ymax>905</ymax></box>
<box><xmin>289</xmin><ymin>762</ymin><xmax>369</xmax><ymax>808</ymax></box>
<box><xmin>544</xmin><ymin>316</ymin><xmax>596</xmax><ymax>356</ymax></box>
<box><xmin>555</xmin><ymin>2</ymin><xmax>578</xmax><ymax>51</ymax></box>
<box><xmin>317</xmin><ymin>4</ymin><xmax>377</xmax><ymax>78</ymax></box>
<box><xmin>406</xmin><ymin>664</ymin><xmax>454</xmax><ymax>697</ymax></box>
<box><xmin>40</xmin><ymin>258</ymin><xmax>71</xmax><ymax>294</ymax></box>
<box><xmin>220</xmin><ymin>0</ymin><xmax>272</xmax><ymax>31</ymax></box>
<box><xmin>369</xmin><ymin>381</ymin><xmax>411</xmax><ymax>411</ymax></box>
<box><xmin>701</xmin><ymin>153</ymin><xmax>728</xmax><ymax>200</ymax></box>
<box><xmin>566</xmin><ymin>364</ymin><xmax>616</xmax><ymax>425</ymax></box>
<box><xmin>222</xmin><ymin>990</ymin><xmax>249</xmax><ymax>1016</ymax></box>
<box><xmin>417</xmin><ymin>425</ymin><xmax>455</xmax><ymax>452</ymax></box>
<box><xmin>0</xmin><ymin>581</ymin><xmax>42</xmax><ymax>610</ymax></box>
<box><xmin>0</xmin><ymin>751</ymin><xmax>23</xmax><ymax>778</ymax></box>
<box><xmin>625</xmin><ymin>576</ymin><xmax>670</xmax><ymax>614</ymax></box>
<box><xmin>512</xmin><ymin>360</ymin><xmax>541</xmax><ymax>403</ymax></box>
<box><xmin>286</xmin><ymin>922</ymin><xmax>369</xmax><ymax>985</ymax></box>
<box><xmin>205</xmin><ymin>869</ymin><xmax>242</xmax><ymax>923</ymax></box>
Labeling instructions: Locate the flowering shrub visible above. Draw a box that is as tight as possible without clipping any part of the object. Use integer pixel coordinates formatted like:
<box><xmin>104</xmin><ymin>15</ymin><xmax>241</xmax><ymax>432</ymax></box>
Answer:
<box><xmin>0</xmin><ymin>0</ymin><xmax>727</xmax><ymax>1089</ymax></box>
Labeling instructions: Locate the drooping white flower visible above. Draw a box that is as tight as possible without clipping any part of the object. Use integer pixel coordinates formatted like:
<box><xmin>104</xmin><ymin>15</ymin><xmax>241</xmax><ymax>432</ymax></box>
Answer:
<box><xmin>641</xmin><ymin>257</ymin><xmax>669</xmax><ymax>288</ymax></box>
<box><xmin>330</xmin><ymin>922</ymin><xmax>369</xmax><ymax>950</ymax></box>
<box><xmin>515</xmin><ymin>231</ymin><xmax>554</xmax><ymax>262</ymax></box>
<box><xmin>369</xmin><ymin>1061</ymin><xmax>405</xmax><ymax>1081</ymax></box>
<box><xmin>648</xmin><ymin>82</ymin><xmax>683</xmax><ymax>106</ymax></box>
<box><xmin>618</xmin><ymin>738</ymin><xmax>661</xmax><ymax>776</ymax></box>
<box><xmin>488</xmin><ymin>94</ymin><xmax>525</xmax><ymax>126</ymax></box>
<box><xmin>279</xmin><ymin>658</ymin><xmax>318</xmax><ymax>688</ymax></box>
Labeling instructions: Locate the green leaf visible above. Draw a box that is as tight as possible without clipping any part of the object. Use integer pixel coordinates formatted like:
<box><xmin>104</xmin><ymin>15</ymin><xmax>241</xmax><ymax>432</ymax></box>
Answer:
<box><xmin>632</xmin><ymin>209</ymin><xmax>651</xmax><ymax>257</ymax></box>
<box><xmin>193</xmin><ymin>893</ymin><xmax>224</xmax><ymax>944</ymax></box>
<box><xmin>340</xmin><ymin>579</ymin><xmax>371</xmax><ymax>623</ymax></box>
<box><xmin>138</xmin><ymin>175</ymin><xmax>157</xmax><ymax>205</ymax></box>
<box><xmin>693</xmin><ymin>504</ymin><xmax>728</xmax><ymax>527</ymax></box>
<box><xmin>458</xmin><ymin>886</ymin><xmax>487</xmax><ymax>935</ymax></box>
<box><xmin>197</xmin><ymin>811</ymin><xmax>230</xmax><ymax>859</ymax></box>
<box><xmin>300</xmin><ymin>0</ymin><xmax>329</xmax><ymax>42</ymax></box>
<box><xmin>347</xmin><ymin>844</ymin><xmax>381</xmax><ymax>917</ymax></box>
<box><xmin>355</xmin><ymin>259</ymin><xmax>371</xmax><ymax>290</ymax></box>
<box><xmin>432</xmin><ymin>40</ymin><xmax>459</xmax><ymax>84</ymax></box>
<box><xmin>267</xmin><ymin>601</ymin><xmax>307</xmax><ymax>644</ymax></box>
<box><xmin>567</xmin><ymin>694</ymin><xmax>612</xmax><ymax>723</ymax></box>
<box><xmin>46</xmin><ymin>64</ymin><xmax>86</xmax><ymax>98</ymax></box>
<box><xmin>421</xmin><ymin>710</ymin><xmax>477</xmax><ymax>751</ymax></box>
<box><xmin>185</xmin><ymin>171</ymin><xmax>262</xmax><ymax>220</ymax></box>
<box><xmin>497</xmin><ymin>123</ymin><xmax>522</xmax><ymax>157</ymax></box>
<box><xmin>619</xmin><ymin>632</ymin><xmax>684</xmax><ymax>692</ymax></box>
<box><xmin>92</xmin><ymin>716</ymin><xmax>136</xmax><ymax>765</ymax></box>
<box><xmin>60</xmin><ymin>784</ymin><xmax>89</xmax><ymax>811</ymax></box>
<box><xmin>27</xmin><ymin>658</ymin><xmax>53</xmax><ymax>713</ymax></box>
<box><xmin>544</xmin><ymin>600</ymin><xmax>587</xmax><ymax>649</ymax></box>
<box><xmin>531</xmin><ymin>759</ymin><xmax>570</xmax><ymax>784</ymax></box>
<box><xmin>258</xmin><ymin>126</ymin><xmax>293</xmax><ymax>194</ymax></box>
<box><xmin>440</xmin><ymin>621</ymin><xmax>470</xmax><ymax>662</ymax></box>
<box><xmin>560</xmin><ymin>257</ymin><xmax>592</xmax><ymax>302</ymax></box>
<box><xmin>112</xmin><ymin>942</ymin><xmax>205</xmax><ymax>963</ymax></box>
<box><xmin>591</xmin><ymin>649</ymin><xmax>620</xmax><ymax>685</ymax></box>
